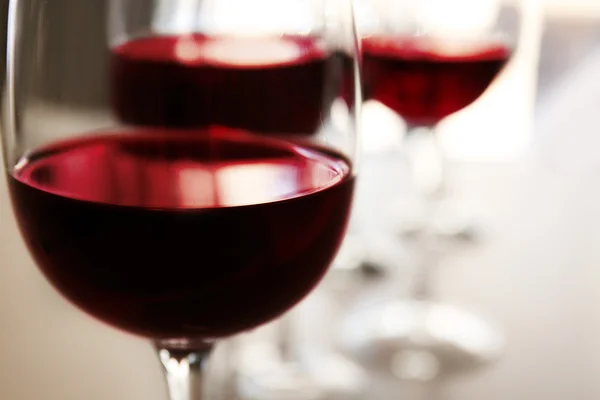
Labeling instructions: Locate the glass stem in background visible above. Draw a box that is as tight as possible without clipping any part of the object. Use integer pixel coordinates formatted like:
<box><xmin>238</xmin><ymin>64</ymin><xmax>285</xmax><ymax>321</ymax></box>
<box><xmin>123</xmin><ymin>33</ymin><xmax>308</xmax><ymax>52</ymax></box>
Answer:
<box><xmin>409</xmin><ymin>244</ymin><xmax>439</xmax><ymax>301</ymax></box>
<box><xmin>402</xmin><ymin>125</ymin><xmax>444</xmax><ymax>300</ymax></box>
<box><xmin>403</xmin><ymin>125</ymin><xmax>446</xmax><ymax>202</ymax></box>
<box><xmin>155</xmin><ymin>340</ymin><xmax>214</xmax><ymax>400</ymax></box>
<box><xmin>277</xmin><ymin>314</ymin><xmax>294</xmax><ymax>362</ymax></box>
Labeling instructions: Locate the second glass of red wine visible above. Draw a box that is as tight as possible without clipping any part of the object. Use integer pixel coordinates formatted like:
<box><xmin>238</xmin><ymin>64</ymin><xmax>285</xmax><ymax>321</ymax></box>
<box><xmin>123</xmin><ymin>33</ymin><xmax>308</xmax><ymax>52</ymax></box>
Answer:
<box><xmin>2</xmin><ymin>0</ymin><xmax>361</xmax><ymax>399</ymax></box>
<box><xmin>338</xmin><ymin>0</ymin><xmax>521</xmax><ymax>381</ymax></box>
<box><xmin>360</xmin><ymin>0</ymin><xmax>518</xmax><ymax>242</ymax></box>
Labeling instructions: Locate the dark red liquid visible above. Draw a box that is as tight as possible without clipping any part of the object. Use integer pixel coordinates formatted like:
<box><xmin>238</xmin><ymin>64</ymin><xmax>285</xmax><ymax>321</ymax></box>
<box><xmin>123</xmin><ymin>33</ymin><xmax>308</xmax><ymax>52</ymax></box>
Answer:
<box><xmin>111</xmin><ymin>35</ymin><xmax>347</xmax><ymax>133</ymax></box>
<box><xmin>362</xmin><ymin>36</ymin><xmax>511</xmax><ymax>126</ymax></box>
<box><xmin>9</xmin><ymin>129</ymin><xmax>354</xmax><ymax>339</ymax></box>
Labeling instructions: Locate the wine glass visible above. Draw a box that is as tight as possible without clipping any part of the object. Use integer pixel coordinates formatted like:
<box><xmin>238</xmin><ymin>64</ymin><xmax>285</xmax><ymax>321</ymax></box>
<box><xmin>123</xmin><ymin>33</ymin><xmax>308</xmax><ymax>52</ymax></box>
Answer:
<box><xmin>359</xmin><ymin>0</ymin><xmax>520</xmax><ymax>241</ymax></box>
<box><xmin>339</xmin><ymin>0</ymin><xmax>521</xmax><ymax>381</ymax></box>
<box><xmin>1</xmin><ymin>0</ymin><xmax>361</xmax><ymax>399</ymax></box>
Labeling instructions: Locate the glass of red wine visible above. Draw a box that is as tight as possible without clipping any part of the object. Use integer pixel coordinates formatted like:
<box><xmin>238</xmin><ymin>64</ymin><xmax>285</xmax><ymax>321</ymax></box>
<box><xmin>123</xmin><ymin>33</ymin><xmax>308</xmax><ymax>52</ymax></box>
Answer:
<box><xmin>360</xmin><ymin>0</ymin><xmax>518</xmax><ymax>242</ymax></box>
<box><xmin>2</xmin><ymin>0</ymin><xmax>360</xmax><ymax>398</ymax></box>
<box><xmin>338</xmin><ymin>0</ymin><xmax>520</xmax><ymax>381</ymax></box>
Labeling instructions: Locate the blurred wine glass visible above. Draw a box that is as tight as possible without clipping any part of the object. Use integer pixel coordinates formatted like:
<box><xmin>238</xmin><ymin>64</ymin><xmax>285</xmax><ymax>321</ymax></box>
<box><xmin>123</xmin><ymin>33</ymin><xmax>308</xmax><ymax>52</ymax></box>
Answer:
<box><xmin>359</xmin><ymin>0</ymin><xmax>520</xmax><ymax>241</ymax></box>
<box><xmin>338</xmin><ymin>0</ymin><xmax>522</xmax><ymax>381</ymax></box>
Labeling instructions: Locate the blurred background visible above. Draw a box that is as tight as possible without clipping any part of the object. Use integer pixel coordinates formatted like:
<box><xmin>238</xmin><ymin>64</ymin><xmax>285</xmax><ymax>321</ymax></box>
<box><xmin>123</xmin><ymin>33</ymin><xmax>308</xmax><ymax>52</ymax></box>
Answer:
<box><xmin>3</xmin><ymin>0</ymin><xmax>600</xmax><ymax>399</ymax></box>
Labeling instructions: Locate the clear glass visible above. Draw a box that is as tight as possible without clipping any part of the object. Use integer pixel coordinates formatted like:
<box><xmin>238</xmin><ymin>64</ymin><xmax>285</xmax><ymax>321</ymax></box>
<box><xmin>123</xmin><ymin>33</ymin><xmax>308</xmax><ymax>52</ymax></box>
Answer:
<box><xmin>1</xmin><ymin>0</ymin><xmax>361</xmax><ymax>399</ymax></box>
<box><xmin>339</xmin><ymin>0</ymin><xmax>521</xmax><ymax>381</ymax></box>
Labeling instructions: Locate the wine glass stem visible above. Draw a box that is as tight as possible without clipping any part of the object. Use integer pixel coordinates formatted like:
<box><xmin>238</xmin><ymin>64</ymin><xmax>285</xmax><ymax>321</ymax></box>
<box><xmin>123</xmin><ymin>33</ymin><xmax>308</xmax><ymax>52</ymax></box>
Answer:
<box><xmin>404</xmin><ymin>125</ymin><xmax>446</xmax><ymax>200</ymax></box>
<box><xmin>155</xmin><ymin>340</ymin><xmax>214</xmax><ymax>400</ymax></box>
<box><xmin>411</xmin><ymin>249</ymin><xmax>438</xmax><ymax>300</ymax></box>
<box><xmin>402</xmin><ymin>125</ymin><xmax>445</xmax><ymax>300</ymax></box>
<box><xmin>277</xmin><ymin>315</ymin><xmax>293</xmax><ymax>361</ymax></box>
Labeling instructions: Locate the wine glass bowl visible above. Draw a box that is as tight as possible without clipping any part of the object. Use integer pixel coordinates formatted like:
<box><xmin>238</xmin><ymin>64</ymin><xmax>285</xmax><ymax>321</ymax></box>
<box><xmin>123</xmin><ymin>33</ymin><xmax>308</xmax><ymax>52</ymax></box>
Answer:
<box><xmin>109</xmin><ymin>35</ymin><xmax>341</xmax><ymax>133</ymax></box>
<box><xmin>9</xmin><ymin>129</ymin><xmax>355</xmax><ymax>339</ymax></box>
<box><xmin>2</xmin><ymin>0</ymin><xmax>360</xmax><ymax>398</ymax></box>
<box><xmin>362</xmin><ymin>37</ymin><xmax>511</xmax><ymax>128</ymax></box>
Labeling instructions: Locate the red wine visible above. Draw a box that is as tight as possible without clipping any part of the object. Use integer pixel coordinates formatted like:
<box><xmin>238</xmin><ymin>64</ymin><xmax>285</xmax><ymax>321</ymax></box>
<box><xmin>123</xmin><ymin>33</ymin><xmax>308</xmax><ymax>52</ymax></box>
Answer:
<box><xmin>9</xmin><ymin>128</ymin><xmax>354</xmax><ymax>338</ymax></box>
<box><xmin>362</xmin><ymin>36</ymin><xmax>511</xmax><ymax>126</ymax></box>
<box><xmin>111</xmin><ymin>35</ymin><xmax>347</xmax><ymax>133</ymax></box>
